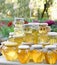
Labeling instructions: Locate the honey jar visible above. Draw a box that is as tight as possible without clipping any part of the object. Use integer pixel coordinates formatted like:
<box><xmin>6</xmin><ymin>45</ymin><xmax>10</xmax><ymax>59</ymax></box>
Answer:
<box><xmin>48</xmin><ymin>32</ymin><xmax>57</xmax><ymax>45</ymax></box>
<box><xmin>1</xmin><ymin>41</ymin><xmax>18</xmax><ymax>61</ymax></box>
<box><xmin>38</xmin><ymin>23</ymin><xmax>50</xmax><ymax>45</ymax></box>
<box><xmin>45</xmin><ymin>45</ymin><xmax>56</xmax><ymax>64</ymax></box>
<box><xmin>31</xmin><ymin>45</ymin><xmax>44</xmax><ymax>63</ymax></box>
<box><xmin>29</xmin><ymin>23</ymin><xmax>39</xmax><ymax>44</ymax></box>
<box><xmin>23</xmin><ymin>24</ymin><xmax>33</xmax><ymax>44</ymax></box>
<box><xmin>18</xmin><ymin>45</ymin><xmax>30</xmax><ymax>64</ymax></box>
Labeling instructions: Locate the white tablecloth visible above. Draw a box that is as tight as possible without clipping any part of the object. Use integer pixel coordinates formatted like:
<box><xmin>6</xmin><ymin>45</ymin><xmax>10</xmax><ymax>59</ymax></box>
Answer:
<box><xmin>0</xmin><ymin>56</ymin><xmax>57</xmax><ymax>65</ymax></box>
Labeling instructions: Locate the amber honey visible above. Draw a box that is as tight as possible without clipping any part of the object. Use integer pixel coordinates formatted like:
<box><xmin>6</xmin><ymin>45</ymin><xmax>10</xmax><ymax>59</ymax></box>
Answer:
<box><xmin>1</xmin><ymin>41</ymin><xmax>18</xmax><ymax>61</ymax></box>
<box><xmin>45</xmin><ymin>45</ymin><xmax>56</xmax><ymax>64</ymax></box>
<box><xmin>18</xmin><ymin>45</ymin><xmax>30</xmax><ymax>64</ymax></box>
<box><xmin>31</xmin><ymin>45</ymin><xmax>44</xmax><ymax>63</ymax></box>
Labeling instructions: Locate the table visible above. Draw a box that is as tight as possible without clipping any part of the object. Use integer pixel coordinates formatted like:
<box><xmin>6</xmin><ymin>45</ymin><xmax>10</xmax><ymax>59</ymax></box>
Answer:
<box><xmin>0</xmin><ymin>56</ymin><xmax>57</xmax><ymax>65</ymax></box>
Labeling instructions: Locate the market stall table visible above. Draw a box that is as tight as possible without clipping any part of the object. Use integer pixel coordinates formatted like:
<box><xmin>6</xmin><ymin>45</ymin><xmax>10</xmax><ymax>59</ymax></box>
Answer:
<box><xmin>0</xmin><ymin>56</ymin><xmax>57</xmax><ymax>65</ymax></box>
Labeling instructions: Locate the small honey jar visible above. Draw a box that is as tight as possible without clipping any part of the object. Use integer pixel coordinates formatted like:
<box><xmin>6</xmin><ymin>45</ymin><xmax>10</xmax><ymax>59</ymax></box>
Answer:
<box><xmin>31</xmin><ymin>45</ymin><xmax>44</xmax><ymax>63</ymax></box>
<box><xmin>18</xmin><ymin>45</ymin><xmax>30</xmax><ymax>64</ymax></box>
<box><xmin>1</xmin><ymin>41</ymin><xmax>18</xmax><ymax>61</ymax></box>
<box><xmin>48</xmin><ymin>32</ymin><xmax>57</xmax><ymax>45</ymax></box>
<box><xmin>45</xmin><ymin>45</ymin><xmax>56</xmax><ymax>64</ymax></box>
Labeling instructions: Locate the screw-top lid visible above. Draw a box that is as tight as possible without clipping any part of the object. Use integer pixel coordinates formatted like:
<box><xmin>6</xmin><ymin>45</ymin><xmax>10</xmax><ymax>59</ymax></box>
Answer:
<box><xmin>31</xmin><ymin>45</ymin><xmax>43</xmax><ymax>50</ymax></box>
<box><xmin>1</xmin><ymin>41</ymin><xmax>17</xmax><ymax>46</ymax></box>
<box><xmin>45</xmin><ymin>45</ymin><xmax>56</xmax><ymax>50</ymax></box>
<box><xmin>48</xmin><ymin>32</ymin><xmax>57</xmax><ymax>36</ymax></box>
<box><xmin>28</xmin><ymin>23</ymin><xmax>39</xmax><ymax>25</ymax></box>
<box><xmin>38</xmin><ymin>23</ymin><xmax>48</xmax><ymax>26</ymax></box>
<box><xmin>39</xmin><ymin>23</ymin><xmax>48</xmax><ymax>26</ymax></box>
<box><xmin>18</xmin><ymin>45</ymin><xmax>30</xmax><ymax>49</ymax></box>
<box><xmin>22</xmin><ymin>42</ymin><xmax>34</xmax><ymax>46</ymax></box>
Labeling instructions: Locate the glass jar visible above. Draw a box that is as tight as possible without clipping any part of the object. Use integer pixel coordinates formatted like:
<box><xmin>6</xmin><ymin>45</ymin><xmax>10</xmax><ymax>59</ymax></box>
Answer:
<box><xmin>45</xmin><ymin>45</ymin><xmax>56</xmax><ymax>64</ymax></box>
<box><xmin>29</xmin><ymin>23</ymin><xmax>39</xmax><ymax>44</ymax></box>
<box><xmin>18</xmin><ymin>45</ymin><xmax>30</xmax><ymax>64</ymax></box>
<box><xmin>1</xmin><ymin>41</ymin><xmax>18</xmax><ymax>61</ymax></box>
<box><xmin>48</xmin><ymin>32</ymin><xmax>57</xmax><ymax>45</ymax></box>
<box><xmin>38</xmin><ymin>23</ymin><xmax>50</xmax><ymax>45</ymax></box>
<box><xmin>31</xmin><ymin>45</ymin><xmax>44</xmax><ymax>63</ymax></box>
<box><xmin>23</xmin><ymin>24</ymin><xmax>33</xmax><ymax>44</ymax></box>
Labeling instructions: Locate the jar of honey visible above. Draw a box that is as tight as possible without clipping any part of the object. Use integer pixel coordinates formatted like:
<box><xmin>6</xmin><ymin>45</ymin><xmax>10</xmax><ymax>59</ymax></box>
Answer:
<box><xmin>23</xmin><ymin>24</ymin><xmax>33</xmax><ymax>44</ymax></box>
<box><xmin>45</xmin><ymin>45</ymin><xmax>56</xmax><ymax>64</ymax></box>
<box><xmin>38</xmin><ymin>23</ymin><xmax>50</xmax><ymax>45</ymax></box>
<box><xmin>18</xmin><ymin>45</ymin><xmax>30</xmax><ymax>64</ymax></box>
<box><xmin>1</xmin><ymin>41</ymin><xmax>18</xmax><ymax>61</ymax></box>
<box><xmin>48</xmin><ymin>32</ymin><xmax>57</xmax><ymax>45</ymax></box>
<box><xmin>29</xmin><ymin>23</ymin><xmax>39</xmax><ymax>44</ymax></box>
<box><xmin>31</xmin><ymin>45</ymin><xmax>44</xmax><ymax>63</ymax></box>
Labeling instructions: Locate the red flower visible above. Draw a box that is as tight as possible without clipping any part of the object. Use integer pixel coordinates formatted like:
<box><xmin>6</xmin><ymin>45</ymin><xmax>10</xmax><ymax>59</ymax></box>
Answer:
<box><xmin>24</xmin><ymin>21</ymin><xmax>28</xmax><ymax>24</ymax></box>
<box><xmin>8</xmin><ymin>22</ymin><xmax>12</xmax><ymax>27</ymax></box>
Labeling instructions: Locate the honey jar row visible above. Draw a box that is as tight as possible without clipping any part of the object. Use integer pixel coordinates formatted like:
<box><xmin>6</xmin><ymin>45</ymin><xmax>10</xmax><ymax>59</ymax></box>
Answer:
<box><xmin>0</xmin><ymin>41</ymin><xmax>57</xmax><ymax>64</ymax></box>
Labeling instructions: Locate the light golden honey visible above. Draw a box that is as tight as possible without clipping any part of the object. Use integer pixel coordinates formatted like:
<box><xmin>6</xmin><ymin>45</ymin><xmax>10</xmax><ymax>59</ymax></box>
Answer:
<box><xmin>32</xmin><ymin>29</ymin><xmax>38</xmax><ymax>44</ymax></box>
<box><xmin>39</xmin><ymin>35</ymin><xmax>49</xmax><ymax>44</ymax></box>
<box><xmin>2</xmin><ymin>46</ymin><xmax>18</xmax><ymax>61</ymax></box>
<box><xmin>24</xmin><ymin>33</ymin><xmax>33</xmax><ymax>43</ymax></box>
<box><xmin>32</xmin><ymin>50</ymin><xmax>44</xmax><ymax>63</ymax></box>
<box><xmin>8</xmin><ymin>37</ymin><xmax>14</xmax><ymax>42</ymax></box>
<box><xmin>45</xmin><ymin>51</ymin><xmax>56</xmax><ymax>64</ymax></box>
<box><xmin>14</xmin><ymin>37</ymin><xmax>24</xmax><ymax>45</ymax></box>
<box><xmin>18</xmin><ymin>49</ymin><xmax>30</xmax><ymax>64</ymax></box>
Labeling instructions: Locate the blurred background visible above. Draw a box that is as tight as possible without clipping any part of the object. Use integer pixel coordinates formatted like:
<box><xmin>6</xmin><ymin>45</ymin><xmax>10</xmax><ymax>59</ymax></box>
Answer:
<box><xmin>0</xmin><ymin>0</ymin><xmax>57</xmax><ymax>41</ymax></box>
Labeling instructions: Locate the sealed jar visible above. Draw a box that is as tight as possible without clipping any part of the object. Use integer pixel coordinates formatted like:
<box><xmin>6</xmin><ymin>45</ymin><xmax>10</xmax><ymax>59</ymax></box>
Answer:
<box><xmin>1</xmin><ymin>41</ymin><xmax>18</xmax><ymax>61</ymax></box>
<box><xmin>29</xmin><ymin>23</ymin><xmax>39</xmax><ymax>44</ymax></box>
<box><xmin>45</xmin><ymin>45</ymin><xmax>56</xmax><ymax>64</ymax></box>
<box><xmin>38</xmin><ymin>23</ymin><xmax>50</xmax><ymax>45</ymax></box>
<box><xmin>48</xmin><ymin>32</ymin><xmax>57</xmax><ymax>45</ymax></box>
<box><xmin>31</xmin><ymin>45</ymin><xmax>44</xmax><ymax>63</ymax></box>
<box><xmin>23</xmin><ymin>24</ymin><xmax>33</xmax><ymax>44</ymax></box>
<box><xmin>18</xmin><ymin>45</ymin><xmax>30</xmax><ymax>64</ymax></box>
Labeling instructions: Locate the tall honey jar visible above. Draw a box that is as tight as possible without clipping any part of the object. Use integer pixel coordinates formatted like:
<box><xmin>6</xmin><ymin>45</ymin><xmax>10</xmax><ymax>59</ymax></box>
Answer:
<box><xmin>45</xmin><ymin>45</ymin><xmax>56</xmax><ymax>64</ymax></box>
<box><xmin>18</xmin><ymin>45</ymin><xmax>30</xmax><ymax>64</ymax></box>
<box><xmin>48</xmin><ymin>32</ymin><xmax>57</xmax><ymax>45</ymax></box>
<box><xmin>23</xmin><ymin>24</ymin><xmax>33</xmax><ymax>44</ymax></box>
<box><xmin>31</xmin><ymin>45</ymin><xmax>44</xmax><ymax>63</ymax></box>
<box><xmin>38</xmin><ymin>23</ymin><xmax>50</xmax><ymax>45</ymax></box>
<box><xmin>29</xmin><ymin>23</ymin><xmax>39</xmax><ymax>44</ymax></box>
<box><xmin>1</xmin><ymin>41</ymin><xmax>18</xmax><ymax>61</ymax></box>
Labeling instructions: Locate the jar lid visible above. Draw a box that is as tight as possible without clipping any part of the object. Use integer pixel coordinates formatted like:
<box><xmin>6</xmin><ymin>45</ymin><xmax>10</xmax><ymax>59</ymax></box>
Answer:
<box><xmin>48</xmin><ymin>32</ymin><xmax>57</xmax><ymax>36</ymax></box>
<box><xmin>18</xmin><ymin>45</ymin><xmax>30</xmax><ymax>49</ymax></box>
<box><xmin>1</xmin><ymin>41</ymin><xmax>17</xmax><ymax>46</ymax></box>
<box><xmin>28</xmin><ymin>23</ymin><xmax>39</xmax><ymax>25</ymax></box>
<box><xmin>22</xmin><ymin>42</ymin><xmax>34</xmax><ymax>46</ymax></box>
<box><xmin>13</xmin><ymin>33</ymin><xmax>24</xmax><ymax>38</ymax></box>
<box><xmin>38</xmin><ymin>23</ymin><xmax>48</xmax><ymax>26</ymax></box>
<box><xmin>45</xmin><ymin>45</ymin><xmax>56</xmax><ymax>50</ymax></box>
<box><xmin>31</xmin><ymin>45</ymin><xmax>43</xmax><ymax>49</ymax></box>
